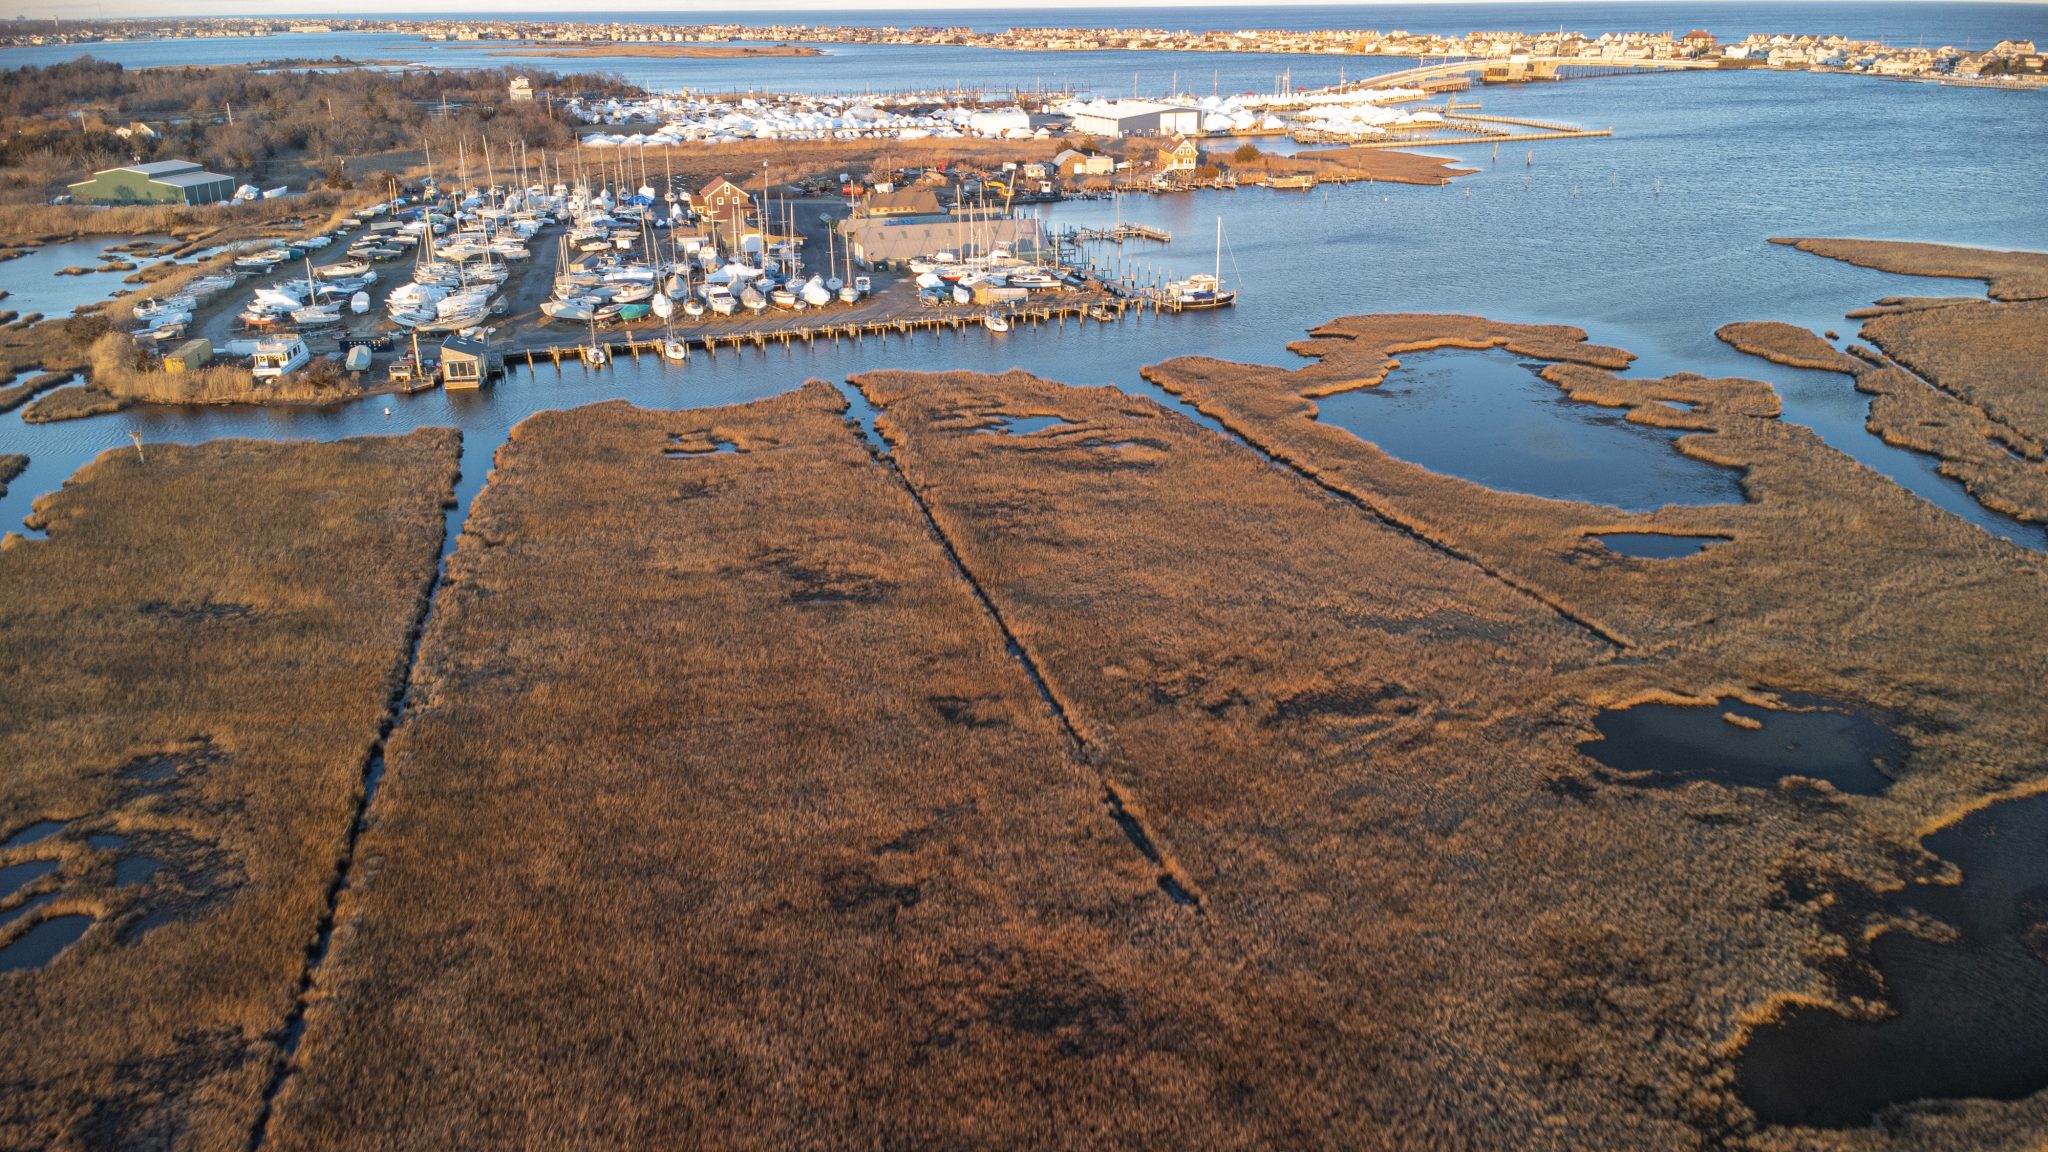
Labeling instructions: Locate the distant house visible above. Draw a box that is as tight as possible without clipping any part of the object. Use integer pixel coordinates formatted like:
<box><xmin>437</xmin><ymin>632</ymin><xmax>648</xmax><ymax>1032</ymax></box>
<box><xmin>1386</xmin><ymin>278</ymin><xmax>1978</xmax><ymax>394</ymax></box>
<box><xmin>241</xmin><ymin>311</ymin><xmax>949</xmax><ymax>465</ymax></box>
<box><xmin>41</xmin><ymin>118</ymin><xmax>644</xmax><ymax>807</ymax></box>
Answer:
<box><xmin>856</xmin><ymin>186</ymin><xmax>945</xmax><ymax>218</ymax></box>
<box><xmin>508</xmin><ymin>77</ymin><xmax>533</xmax><ymax>102</ymax></box>
<box><xmin>67</xmin><ymin>159</ymin><xmax>234</xmax><ymax>206</ymax></box>
<box><xmin>1054</xmin><ymin>149</ymin><xmax>1114</xmax><ymax>179</ymax></box>
<box><xmin>1161</xmin><ymin>134</ymin><xmax>1201</xmax><ymax>173</ymax></box>
<box><xmin>696</xmin><ymin>176</ymin><xmax>753</xmax><ymax>232</ymax></box>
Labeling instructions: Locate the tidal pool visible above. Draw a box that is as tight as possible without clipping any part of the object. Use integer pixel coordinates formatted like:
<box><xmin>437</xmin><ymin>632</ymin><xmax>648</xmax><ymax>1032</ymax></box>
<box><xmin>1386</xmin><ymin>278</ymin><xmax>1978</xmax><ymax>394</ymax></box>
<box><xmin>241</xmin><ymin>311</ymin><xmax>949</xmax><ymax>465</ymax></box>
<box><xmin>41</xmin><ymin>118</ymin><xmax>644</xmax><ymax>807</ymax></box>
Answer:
<box><xmin>1</xmin><ymin>821</ymin><xmax>64</xmax><ymax>850</ymax></box>
<box><xmin>1579</xmin><ymin>696</ymin><xmax>1902</xmax><ymax>795</ymax></box>
<box><xmin>1737</xmin><ymin>791</ymin><xmax>2048</xmax><ymax>1127</ymax></box>
<box><xmin>983</xmin><ymin>414</ymin><xmax>1074</xmax><ymax>436</ymax></box>
<box><xmin>0</xmin><ymin>859</ymin><xmax>60</xmax><ymax>902</ymax></box>
<box><xmin>1313</xmin><ymin>350</ymin><xmax>1746</xmax><ymax>511</ymax></box>
<box><xmin>0</xmin><ymin>914</ymin><xmax>93</xmax><ymax>973</ymax></box>
<box><xmin>1589</xmin><ymin>532</ymin><xmax>1730</xmax><ymax>558</ymax></box>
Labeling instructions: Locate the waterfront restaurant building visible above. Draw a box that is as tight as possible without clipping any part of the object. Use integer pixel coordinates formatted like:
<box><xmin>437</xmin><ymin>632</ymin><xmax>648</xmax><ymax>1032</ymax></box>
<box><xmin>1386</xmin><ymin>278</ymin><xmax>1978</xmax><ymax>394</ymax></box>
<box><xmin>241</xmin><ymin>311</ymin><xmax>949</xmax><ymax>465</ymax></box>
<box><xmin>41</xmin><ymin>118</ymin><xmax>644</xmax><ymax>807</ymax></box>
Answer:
<box><xmin>841</xmin><ymin>216</ymin><xmax>1046</xmax><ymax>267</ymax></box>
<box><xmin>68</xmin><ymin>160</ymin><xmax>235</xmax><ymax>206</ymax></box>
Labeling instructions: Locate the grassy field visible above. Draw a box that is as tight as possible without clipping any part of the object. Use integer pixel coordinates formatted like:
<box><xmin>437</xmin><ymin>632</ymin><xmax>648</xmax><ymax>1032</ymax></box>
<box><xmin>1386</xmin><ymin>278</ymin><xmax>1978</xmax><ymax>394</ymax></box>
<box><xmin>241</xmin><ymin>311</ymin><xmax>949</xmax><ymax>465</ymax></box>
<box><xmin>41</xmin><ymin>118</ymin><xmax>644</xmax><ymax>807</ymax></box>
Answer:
<box><xmin>1718</xmin><ymin>319</ymin><xmax>2048</xmax><ymax>523</ymax></box>
<box><xmin>262</xmin><ymin>385</ymin><xmax>1254</xmax><ymax>1150</ymax></box>
<box><xmin>1771</xmin><ymin>236</ymin><xmax>2048</xmax><ymax>302</ymax></box>
<box><xmin>1140</xmin><ymin>313</ymin><xmax>2048</xmax><ymax>1143</ymax></box>
<box><xmin>0</xmin><ymin>431</ymin><xmax>457</xmax><ymax>1148</ymax></box>
<box><xmin>844</xmin><ymin>365</ymin><xmax>1898</xmax><ymax>1148</ymax></box>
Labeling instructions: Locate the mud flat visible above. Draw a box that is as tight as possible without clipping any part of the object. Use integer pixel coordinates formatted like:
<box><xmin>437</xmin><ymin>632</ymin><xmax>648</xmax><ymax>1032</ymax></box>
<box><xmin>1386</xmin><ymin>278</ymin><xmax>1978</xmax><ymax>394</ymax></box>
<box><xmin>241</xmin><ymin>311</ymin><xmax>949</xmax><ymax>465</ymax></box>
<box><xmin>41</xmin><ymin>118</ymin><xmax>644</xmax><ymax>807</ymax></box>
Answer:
<box><xmin>0</xmin><ymin>432</ymin><xmax>457</xmax><ymax>1147</ymax></box>
<box><xmin>1723</xmin><ymin>240</ymin><xmax>2048</xmax><ymax>524</ymax></box>
<box><xmin>262</xmin><ymin>386</ymin><xmax>1235</xmax><ymax>1150</ymax></box>
<box><xmin>1138</xmin><ymin>313</ymin><xmax>2048</xmax><ymax>1140</ymax></box>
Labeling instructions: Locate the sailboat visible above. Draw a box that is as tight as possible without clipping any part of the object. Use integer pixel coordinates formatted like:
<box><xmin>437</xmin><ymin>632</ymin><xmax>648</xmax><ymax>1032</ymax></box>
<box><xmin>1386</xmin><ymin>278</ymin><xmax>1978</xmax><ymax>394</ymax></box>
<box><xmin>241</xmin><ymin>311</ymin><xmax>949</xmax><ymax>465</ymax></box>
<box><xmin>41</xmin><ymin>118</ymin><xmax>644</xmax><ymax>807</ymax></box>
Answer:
<box><xmin>1165</xmin><ymin>217</ymin><xmax>1237</xmax><ymax>310</ymax></box>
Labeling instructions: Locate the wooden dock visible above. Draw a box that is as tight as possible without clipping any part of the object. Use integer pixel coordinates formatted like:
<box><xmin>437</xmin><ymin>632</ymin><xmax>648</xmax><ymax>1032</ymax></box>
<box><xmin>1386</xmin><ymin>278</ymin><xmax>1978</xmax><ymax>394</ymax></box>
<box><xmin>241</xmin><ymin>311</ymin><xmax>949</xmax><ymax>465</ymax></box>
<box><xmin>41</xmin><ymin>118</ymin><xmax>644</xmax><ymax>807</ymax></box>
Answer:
<box><xmin>1062</xmin><ymin>224</ymin><xmax>1172</xmax><ymax>245</ymax></box>
<box><xmin>510</xmin><ymin>293</ymin><xmax>1172</xmax><ymax>371</ymax></box>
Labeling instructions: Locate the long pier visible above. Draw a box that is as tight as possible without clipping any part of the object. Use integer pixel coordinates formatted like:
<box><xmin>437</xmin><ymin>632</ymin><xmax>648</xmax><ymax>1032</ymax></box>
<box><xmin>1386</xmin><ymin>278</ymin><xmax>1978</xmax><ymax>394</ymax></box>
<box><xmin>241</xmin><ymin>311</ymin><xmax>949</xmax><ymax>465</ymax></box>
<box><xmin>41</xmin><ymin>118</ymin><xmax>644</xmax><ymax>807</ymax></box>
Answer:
<box><xmin>511</xmin><ymin>294</ymin><xmax>1168</xmax><ymax>370</ymax></box>
<box><xmin>1062</xmin><ymin>224</ymin><xmax>1172</xmax><ymax>245</ymax></box>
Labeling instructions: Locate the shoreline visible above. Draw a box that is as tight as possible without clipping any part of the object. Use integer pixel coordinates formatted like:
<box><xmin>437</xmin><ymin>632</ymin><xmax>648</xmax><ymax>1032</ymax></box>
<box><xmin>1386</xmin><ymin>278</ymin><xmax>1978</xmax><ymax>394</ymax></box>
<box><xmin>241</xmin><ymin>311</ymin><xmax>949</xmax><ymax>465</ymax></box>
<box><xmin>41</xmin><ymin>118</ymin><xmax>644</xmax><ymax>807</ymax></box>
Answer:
<box><xmin>465</xmin><ymin>42</ymin><xmax>824</xmax><ymax>60</ymax></box>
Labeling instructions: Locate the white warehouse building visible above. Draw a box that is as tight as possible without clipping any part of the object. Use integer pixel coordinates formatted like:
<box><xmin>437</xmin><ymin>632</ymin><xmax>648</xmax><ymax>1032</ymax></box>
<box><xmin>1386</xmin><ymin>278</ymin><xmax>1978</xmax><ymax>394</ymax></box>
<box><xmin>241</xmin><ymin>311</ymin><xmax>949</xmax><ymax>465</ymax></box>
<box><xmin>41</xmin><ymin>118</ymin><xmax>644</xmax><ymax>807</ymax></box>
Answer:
<box><xmin>1066</xmin><ymin>99</ymin><xmax>1202</xmax><ymax>138</ymax></box>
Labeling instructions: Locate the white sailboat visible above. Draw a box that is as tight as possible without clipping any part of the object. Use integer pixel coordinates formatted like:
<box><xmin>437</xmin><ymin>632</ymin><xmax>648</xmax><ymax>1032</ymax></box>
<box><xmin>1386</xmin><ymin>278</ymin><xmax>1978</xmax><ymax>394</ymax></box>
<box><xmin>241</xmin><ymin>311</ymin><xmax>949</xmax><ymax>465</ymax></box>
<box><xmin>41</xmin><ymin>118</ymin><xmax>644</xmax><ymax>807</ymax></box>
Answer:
<box><xmin>1164</xmin><ymin>216</ymin><xmax>1237</xmax><ymax>310</ymax></box>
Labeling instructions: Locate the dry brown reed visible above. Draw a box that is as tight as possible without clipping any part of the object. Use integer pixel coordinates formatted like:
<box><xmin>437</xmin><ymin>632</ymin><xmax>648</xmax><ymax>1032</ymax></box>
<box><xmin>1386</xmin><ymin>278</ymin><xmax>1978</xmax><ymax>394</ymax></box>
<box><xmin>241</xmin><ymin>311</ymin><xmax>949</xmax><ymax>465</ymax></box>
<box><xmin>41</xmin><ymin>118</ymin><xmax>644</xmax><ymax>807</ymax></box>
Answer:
<box><xmin>21</xmin><ymin>382</ymin><xmax>124</xmax><ymax>424</ymax></box>
<box><xmin>265</xmin><ymin>385</ymin><xmax>1238</xmax><ymax>1150</ymax></box>
<box><xmin>1771</xmin><ymin>236</ymin><xmax>2048</xmax><ymax>301</ymax></box>
<box><xmin>844</xmin><ymin>364</ymin><xmax>1924</xmax><ymax>1148</ymax></box>
<box><xmin>0</xmin><ymin>431</ymin><xmax>458</xmax><ymax>1148</ymax></box>
<box><xmin>1717</xmin><ymin>318</ymin><xmax>2048</xmax><ymax>523</ymax></box>
<box><xmin>1135</xmin><ymin>311</ymin><xmax>2048</xmax><ymax>1142</ymax></box>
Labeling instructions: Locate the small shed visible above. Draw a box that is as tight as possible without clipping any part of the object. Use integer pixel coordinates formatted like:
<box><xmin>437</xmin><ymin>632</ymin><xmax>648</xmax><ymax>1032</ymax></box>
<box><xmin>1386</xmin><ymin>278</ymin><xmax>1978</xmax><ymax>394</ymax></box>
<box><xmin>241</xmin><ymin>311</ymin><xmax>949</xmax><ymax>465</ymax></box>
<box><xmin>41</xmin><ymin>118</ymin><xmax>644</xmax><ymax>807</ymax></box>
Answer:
<box><xmin>161</xmin><ymin>337</ymin><xmax>213</xmax><ymax>374</ymax></box>
<box><xmin>439</xmin><ymin>335</ymin><xmax>503</xmax><ymax>390</ymax></box>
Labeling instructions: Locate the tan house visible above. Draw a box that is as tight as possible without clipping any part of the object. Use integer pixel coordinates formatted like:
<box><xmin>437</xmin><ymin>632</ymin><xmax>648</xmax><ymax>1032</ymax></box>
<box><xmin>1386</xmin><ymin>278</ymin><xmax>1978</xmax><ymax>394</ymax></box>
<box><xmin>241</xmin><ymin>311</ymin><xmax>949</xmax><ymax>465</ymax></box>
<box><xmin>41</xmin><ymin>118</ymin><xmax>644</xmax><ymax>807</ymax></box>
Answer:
<box><xmin>696</xmin><ymin>176</ymin><xmax>753</xmax><ymax>232</ymax></box>
<box><xmin>1054</xmin><ymin>149</ymin><xmax>1114</xmax><ymax>179</ymax></box>
<box><xmin>1161</xmin><ymin>135</ymin><xmax>1201</xmax><ymax>173</ymax></box>
<box><xmin>856</xmin><ymin>187</ymin><xmax>945</xmax><ymax>218</ymax></box>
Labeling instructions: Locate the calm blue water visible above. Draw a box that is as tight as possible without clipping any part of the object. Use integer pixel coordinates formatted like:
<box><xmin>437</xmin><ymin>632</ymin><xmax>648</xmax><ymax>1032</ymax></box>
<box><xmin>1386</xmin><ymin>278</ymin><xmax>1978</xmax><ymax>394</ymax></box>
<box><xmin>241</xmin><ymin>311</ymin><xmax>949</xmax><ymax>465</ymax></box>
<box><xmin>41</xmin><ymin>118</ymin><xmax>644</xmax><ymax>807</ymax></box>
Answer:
<box><xmin>12</xmin><ymin>5</ymin><xmax>2044</xmax><ymax>47</ymax></box>
<box><xmin>2</xmin><ymin>51</ymin><xmax>2045</xmax><ymax>551</ymax></box>
<box><xmin>1313</xmin><ymin>349</ymin><xmax>1746</xmax><ymax>511</ymax></box>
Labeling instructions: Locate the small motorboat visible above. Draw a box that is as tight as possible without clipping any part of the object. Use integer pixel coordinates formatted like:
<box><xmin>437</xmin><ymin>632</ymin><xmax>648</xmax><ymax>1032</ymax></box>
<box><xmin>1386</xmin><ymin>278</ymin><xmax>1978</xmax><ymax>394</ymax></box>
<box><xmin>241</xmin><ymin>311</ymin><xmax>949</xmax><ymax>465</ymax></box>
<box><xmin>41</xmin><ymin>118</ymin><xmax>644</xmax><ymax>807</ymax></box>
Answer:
<box><xmin>740</xmin><ymin>286</ymin><xmax>767</xmax><ymax>313</ymax></box>
<box><xmin>344</xmin><ymin>345</ymin><xmax>373</xmax><ymax>373</ymax></box>
<box><xmin>982</xmin><ymin>312</ymin><xmax>1010</xmax><ymax>333</ymax></box>
<box><xmin>770</xmin><ymin>285</ymin><xmax>799</xmax><ymax>310</ymax></box>
<box><xmin>541</xmin><ymin>298</ymin><xmax>597</xmax><ymax>322</ymax></box>
<box><xmin>682</xmin><ymin>296</ymin><xmax>706</xmax><ymax>319</ymax></box>
<box><xmin>350</xmin><ymin>291</ymin><xmax>371</xmax><ymax>315</ymax></box>
<box><xmin>616</xmin><ymin>302</ymin><xmax>652</xmax><ymax>323</ymax></box>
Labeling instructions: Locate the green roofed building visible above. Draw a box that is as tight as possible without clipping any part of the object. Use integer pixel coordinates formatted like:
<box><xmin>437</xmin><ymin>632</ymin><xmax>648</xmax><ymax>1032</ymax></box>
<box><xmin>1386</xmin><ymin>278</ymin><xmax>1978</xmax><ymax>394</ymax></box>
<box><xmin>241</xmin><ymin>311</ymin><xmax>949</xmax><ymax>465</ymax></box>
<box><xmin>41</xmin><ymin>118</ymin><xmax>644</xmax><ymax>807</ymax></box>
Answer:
<box><xmin>67</xmin><ymin>159</ymin><xmax>235</xmax><ymax>206</ymax></box>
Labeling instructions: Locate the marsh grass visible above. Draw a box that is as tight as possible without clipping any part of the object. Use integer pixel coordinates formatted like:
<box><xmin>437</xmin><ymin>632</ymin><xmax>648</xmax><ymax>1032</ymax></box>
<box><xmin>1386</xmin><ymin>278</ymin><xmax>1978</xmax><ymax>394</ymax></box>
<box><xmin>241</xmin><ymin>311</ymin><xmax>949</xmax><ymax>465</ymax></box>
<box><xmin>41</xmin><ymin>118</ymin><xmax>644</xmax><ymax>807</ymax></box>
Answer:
<box><xmin>0</xmin><ymin>431</ymin><xmax>457</xmax><ymax>1148</ymax></box>
<box><xmin>1772</xmin><ymin>237</ymin><xmax>2048</xmax><ymax>302</ymax></box>
<box><xmin>1718</xmin><ymin>318</ymin><xmax>2048</xmax><ymax>523</ymax></box>
<box><xmin>264</xmin><ymin>386</ymin><xmax>1236</xmax><ymax>1150</ymax></box>
<box><xmin>845</xmin><ymin>365</ymin><xmax>1894</xmax><ymax>1146</ymax></box>
<box><xmin>1139</xmin><ymin>311</ymin><xmax>2048</xmax><ymax>1140</ymax></box>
